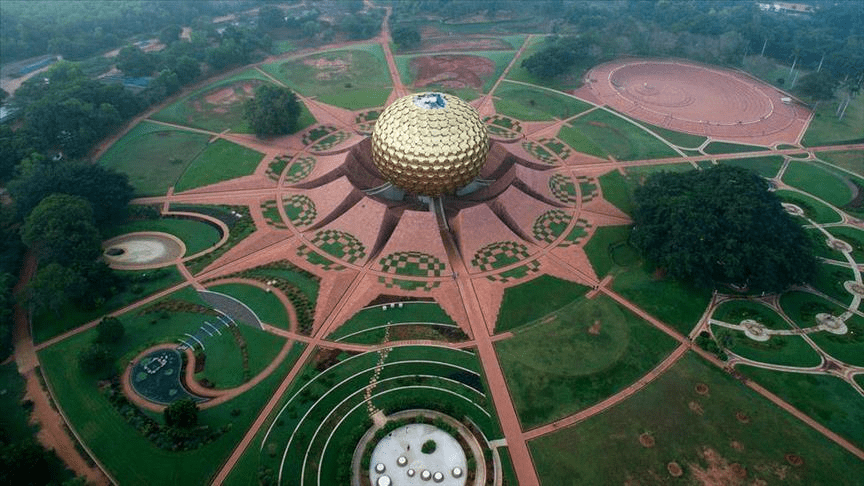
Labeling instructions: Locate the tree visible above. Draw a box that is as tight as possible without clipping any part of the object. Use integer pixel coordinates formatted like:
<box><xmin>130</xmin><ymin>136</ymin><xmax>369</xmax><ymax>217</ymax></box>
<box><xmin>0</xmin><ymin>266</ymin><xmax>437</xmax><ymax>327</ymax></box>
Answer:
<box><xmin>159</xmin><ymin>25</ymin><xmax>182</xmax><ymax>45</ymax></box>
<box><xmin>796</xmin><ymin>71</ymin><xmax>839</xmax><ymax>101</ymax></box>
<box><xmin>244</xmin><ymin>85</ymin><xmax>301</xmax><ymax>137</ymax></box>
<box><xmin>258</xmin><ymin>5</ymin><xmax>285</xmax><ymax>30</ymax></box>
<box><xmin>95</xmin><ymin>316</ymin><xmax>124</xmax><ymax>344</ymax></box>
<box><xmin>78</xmin><ymin>342</ymin><xmax>112</xmax><ymax>376</ymax></box>
<box><xmin>22</xmin><ymin>194</ymin><xmax>101</xmax><ymax>265</ymax></box>
<box><xmin>392</xmin><ymin>25</ymin><xmax>421</xmax><ymax>50</ymax></box>
<box><xmin>164</xmin><ymin>399</ymin><xmax>199</xmax><ymax>428</ymax></box>
<box><xmin>25</xmin><ymin>263</ymin><xmax>86</xmax><ymax>316</ymax></box>
<box><xmin>116</xmin><ymin>45</ymin><xmax>155</xmax><ymax>77</ymax></box>
<box><xmin>521</xmin><ymin>36</ymin><xmax>589</xmax><ymax>78</ymax></box>
<box><xmin>631</xmin><ymin>166</ymin><xmax>816</xmax><ymax>292</ymax></box>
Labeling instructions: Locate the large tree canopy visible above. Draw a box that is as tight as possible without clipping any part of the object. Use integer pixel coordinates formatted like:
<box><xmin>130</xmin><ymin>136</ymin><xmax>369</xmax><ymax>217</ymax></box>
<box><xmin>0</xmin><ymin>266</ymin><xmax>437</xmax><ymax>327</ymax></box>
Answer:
<box><xmin>631</xmin><ymin>166</ymin><xmax>816</xmax><ymax>292</ymax></box>
<box><xmin>243</xmin><ymin>85</ymin><xmax>301</xmax><ymax>137</ymax></box>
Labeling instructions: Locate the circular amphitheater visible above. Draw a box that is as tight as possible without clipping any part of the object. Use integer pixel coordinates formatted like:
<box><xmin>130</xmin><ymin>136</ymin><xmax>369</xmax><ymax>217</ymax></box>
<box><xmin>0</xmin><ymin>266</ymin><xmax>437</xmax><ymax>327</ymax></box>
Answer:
<box><xmin>587</xmin><ymin>60</ymin><xmax>808</xmax><ymax>143</ymax></box>
<box><xmin>102</xmin><ymin>232</ymin><xmax>185</xmax><ymax>269</ymax></box>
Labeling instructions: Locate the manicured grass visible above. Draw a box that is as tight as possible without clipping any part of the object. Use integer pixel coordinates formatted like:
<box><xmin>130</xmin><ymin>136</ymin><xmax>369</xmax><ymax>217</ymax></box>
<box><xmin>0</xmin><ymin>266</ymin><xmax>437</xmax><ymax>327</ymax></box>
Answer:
<box><xmin>99</xmin><ymin>122</ymin><xmax>211</xmax><ymax>196</ymax></box>
<box><xmin>171</xmin><ymin>204</ymin><xmax>256</xmax><ymax>275</ymax></box>
<box><xmin>495</xmin><ymin>275</ymin><xmax>589</xmax><ymax>333</ymax></box>
<box><xmin>229</xmin><ymin>345</ymin><xmax>500</xmax><ymax>486</ymax></box>
<box><xmin>41</xmin><ymin>334</ymin><xmax>304</xmax><ymax>485</ymax></box>
<box><xmin>802</xmin><ymin>94</ymin><xmax>864</xmax><ymax>146</ymax></box>
<box><xmin>598</xmin><ymin>170</ymin><xmax>635</xmax><ymax>215</ymax></box>
<box><xmin>260</xmin><ymin>46</ymin><xmax>392</xmax><ymax>110</ymax></box>
<box><xmin>782</xmin><ymin>160</ymin><xmax>854</xmax><ymax>207</ymax></box>
<box><xmin>498</xmin><ymin>447</ymin><xmax>518</xmax><ymax>486</ymax></box>
<box><xmin>583</xmin><ymin>225</ymin><xmax>634</xmax><ymax>279</ymax></box>
<box><xmin>107</xmin><ymin>217</ymin><xmax>222</xmax><ymax>256</ymax></box>
<box><xmin>827</xmin><ymin>226</ymin><xmax>864</xmax><ymax>262</ymax></box>
<box><xmin>626</xmin><ymin>163</ymin><xmax>695</xmax><ymax>179</ymax></box>
<box><xmin>556</xmin><ymin>123</ymin><xmax>607</xmax><ymax>158</ymax></box>
<box><xmin>774</xmin><ymin>190</ymin><xmax>842</xmax><ymax>224</ymax></box>
<box><xmin>718</xmin><ymin>155</ymin><xmax>784</xmax><ymax>178</ymax></box>
<box><xmin>636</xmin><ymin>121</ymin><xmax>707</xmax><ymax>148</ymax></box>
<box><xmin>150</xmin><ymin>70</ymin><xmax>272</xmax><ymax>133</ymax></box>
<box><xmin>492</xmin><ymin>82</ymin><xmax>592</xmax><ymax>121</ymax></box>
<box><xmin>810</xmin><ymin>262</ymin><xmax>854</xmax><ymax>305</ymax></box>
<box><xmin>712</xmin><ymin>300</ymin><xmax>789</xmax><ymax>330</ymax></box>
<box><xmin>817</xmin><ymin>150</ymin><xmax>864</xmax><ymax>176</ymax></box>
<box><xmin>530</xmin><ymin>353</ymin><xmax>864</xmax><ymax>485</ymax></box>
<box><xmin>0</xmin><ymin>362</ymin><xmax>35</xmax><ymax>442</ymax></box>
<box><xmin>611</xmin><ymin>262</ymin><xmax>712</xmax><ymax>336</ymax></box>
<box><xmin>496</xmin><ymin>294</ymin><xmax>678</xmax><ymax>428</ymax></box>
<box><xmin>174</xmin><ymin>140</ymin><xmax>264</xmax><ymax>192</ymax></box>
<box><xmin>703</xmin><ymin>141</ymin><xmax>769</xmax><ymax>155</ymax></box>
<box><xmin>711</xmin><ymin>324</ymin><xmax>821</xmax><ymax>367</ymax></box>
<box><xmin>37</xmin><ymin>287</ymin><xmax>305</xmax><ymax>484</ymax></box>
<box><xmin>779</xmin><ymin>290</ymin><xmax>864</xmax><ymax>366</ymax></box>
<box><xmin>32</xmin><ymin>267</ymin><xmax>184</xmax><ymax>343</ymax></box>
<box><xmin>741</xmin><ymin>366</ymin><xmax>864</xmax><ymax>449</ymax></box>
<box><xmin>193</xmin><ymin>327</ymin><xmax>246</xmax><ymax>389</ymax></box>
<box><xmin>208</xmin><ymin>283</ymin><xmax>290</xmax><ymax>330</ymax></box>
<box><xmin>565</xmin><ymin>110</ymin><xmax>678</xmax><ymax>161</ymax></box>
<box><xmin>327</xmin><ymin>302</ymin><xmax>455</xmax><ymax>340</ymax></box>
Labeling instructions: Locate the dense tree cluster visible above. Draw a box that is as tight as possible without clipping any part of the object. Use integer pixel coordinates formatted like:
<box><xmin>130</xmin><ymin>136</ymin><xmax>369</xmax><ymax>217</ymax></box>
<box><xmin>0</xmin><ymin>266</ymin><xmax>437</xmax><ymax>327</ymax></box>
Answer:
<box><xmin>631</xmin><ymin>166</ymin><xmax>817</xmax><ymax>292</ymax></box>
<box><xmin>244</xmin><ymin>85</ymin><xmax>302</xmax><ymax>137</ymax></box>
<box><xmin>0</xmin><ymin>1</ymin><xmax>244</xmax><ymax>62</ymax></box>
<box><xmin>521</xmin><ymin>36</ymin><xmax>591</xmax><ymax>78</ymax></box>
<box><xmin>392</xmin><ymin>25</ymin><xmax>422</xmax><ymax>50</ymax></box>
<box><xmin>164</xmin><ymin>399</ymin><xmax>200</xmax><ymax>429</ymax></box>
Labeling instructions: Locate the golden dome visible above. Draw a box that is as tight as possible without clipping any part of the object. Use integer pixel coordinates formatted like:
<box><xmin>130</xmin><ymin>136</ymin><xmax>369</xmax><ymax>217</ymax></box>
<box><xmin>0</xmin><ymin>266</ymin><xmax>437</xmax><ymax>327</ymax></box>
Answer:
<box><xmin>371</xmin><ymin>92</ymin><xmax>489</xmax><ymax>196</ymax></box>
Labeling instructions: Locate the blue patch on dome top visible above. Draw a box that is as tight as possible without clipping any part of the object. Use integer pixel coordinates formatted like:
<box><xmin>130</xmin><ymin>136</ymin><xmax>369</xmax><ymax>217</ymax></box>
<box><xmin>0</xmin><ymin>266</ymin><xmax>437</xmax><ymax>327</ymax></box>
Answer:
<box><xmin>413</xmin><ymin>93</ymin><xmax>447</xmax><ymax>109</ymax></box>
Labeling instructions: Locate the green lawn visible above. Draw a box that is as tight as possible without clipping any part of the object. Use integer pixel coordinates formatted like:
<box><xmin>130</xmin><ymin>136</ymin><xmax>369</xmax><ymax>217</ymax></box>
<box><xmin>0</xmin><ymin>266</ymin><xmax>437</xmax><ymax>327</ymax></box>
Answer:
<box><xmin>782</xmin><ymin>160</ymin><xmax>854</xmax><ymax>207</ymax></box>
<box><xmin>802</xmin><ymin>94</ymin><xmax>864</xmax><ymax>146</ymax></box>
<box><xmin>636</xmin><ymin>121</ymin><xmax>707</xmax><ymax>148</ymax></box>
<box><xmin>107</xmin><ymin>217</ymin><xmax>222</xmax><ymax>256</ymax></box>
<box><xmin>817</xmin><ymin>150</ymin><xmax>864</xmax><ymax>176</ymax></box>
<box><xmin>260</xmin><ymin>46</ymin><xmax>392</xmax><ymax>110</ymax></box>
<box><xmin>32</xmin><ymin>267</ymin><xmax>184</xmax><ymax>343</ymax></box>
<box><xmin>327</xmin><ymin>302</ymin><xmax>455</xmax><ymax>341</ymax></box>
<box><xmin>530</xmin><ymin>353</ymin><xmax>864</xmax><ymax>485</ymax></box>
<box><xmin>174</xmin><ymin>140</ymin><xmax>264</xmax><ymax>192</ymax></box>
<box><xmin>492</xmin><ymin>82</ymin><xmax>592</xmax><ymax>121</ymax></box>
<box><xmin>718</xmin><ymin>155</ymin><xmax>784</xmax><ymax>178</ymax></box>
<box><xmin>809</xmin><ymin>262</ymin><xmax>854</xmax><ymax>305</ymax></box>
<box><xmin>150</xmin><ymin>70</ymin><xmax>273</xmax><ymax>133</ymax></box>
<box><xmin>711</xmin><ymin>324</ymin><xmax>821</xmax><ymax>367</ymax></box>
<box><xmin>626</xmin><ymin>163</ymin><xmax>695</xmax><ymax>179</ymax></box>
<box><xmin>774</xmin><ymin>190</ymin><xmax>842</xmax><ymax>224</ymax></box>
<box><xmin>98</xmin><ymin>122</ymin><xmax>211</xmax><ymax>196</ymax></box>
<box><xmin>208</xmin><ymin>283</ymin><xmax>290</xmax><ymax>330</ymax></box>
<box><xmin>611</xmin><ymin>262</ymin><xmax>712</xmax><ymax>336</ymax></box>
<box><xmin>193</xmin><ymin>327</ymin><xmax>246</xmax><ymax>389</ymax></box>
<box><xmin>741</xmin><ymin>366</ymin><xmax>864</xmax><ymax>450</ymax></box>
<box><xmin>583</xmin><ymin>225</ymin><xmax>635</xmax><ymax>279</ymax></box>
<box><xmin>564</xmin><ymin>110</ymin><xmax>678</xmax><ymax>161</ymax></box>
<box><xmin>703</xmin><ymin>141</ymin><xmax>769</xmax><ymax>155</ymax></box>
<box><xmin>779</xmin><ymin>291</ymin><xmax>864</xmax><ymax>366</ymax></box>
<box><xmin>495</xmin><ymin>275</ymin><xmax>589</xmax><ymax>333</ymax></box>
<box><xmin>37</xmin><ymin>287</ymin><xmax>305</xmax><ymax>485</ymax></box>
<box><xmin>497</xmin><ymin>294</ymin><xmax>678</xmax><ymax>428</ymax></box>
<box><xmin>598</xmin><ymin>170</ymin><xmax>635</xmax><ymax>215</ymax></box>
<box><xmin>504</xmin><ymin>36</ymin><xmax>589</xmax><ymax>91</ymax></box>
<box><xmin>827</xmin><ymin>226</ymin><xmax>864</xmax><ymax>262</ymax></box>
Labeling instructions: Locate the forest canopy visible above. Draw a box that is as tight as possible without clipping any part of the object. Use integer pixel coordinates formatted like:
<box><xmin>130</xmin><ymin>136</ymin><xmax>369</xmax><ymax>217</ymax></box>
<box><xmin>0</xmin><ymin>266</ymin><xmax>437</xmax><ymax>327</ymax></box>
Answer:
<box><xmin>631</xmin><ymin>166</ymin><xmax>817</xmax><ymax>292</ymax></box>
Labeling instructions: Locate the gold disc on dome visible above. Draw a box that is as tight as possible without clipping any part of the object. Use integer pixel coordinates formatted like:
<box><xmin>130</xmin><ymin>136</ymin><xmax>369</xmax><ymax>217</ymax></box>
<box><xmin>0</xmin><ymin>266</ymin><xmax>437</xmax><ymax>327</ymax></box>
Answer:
<box><xmin>371</xmin><ymin>92</ymin><xmax>489</xmax><ymax>196</ymax></box>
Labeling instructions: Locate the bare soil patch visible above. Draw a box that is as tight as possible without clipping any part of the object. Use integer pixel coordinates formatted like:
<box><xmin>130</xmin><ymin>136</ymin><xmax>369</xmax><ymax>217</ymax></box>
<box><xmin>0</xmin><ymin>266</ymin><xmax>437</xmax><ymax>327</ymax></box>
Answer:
<box><xmin>587</xmin><ymin>320</ymin><xmax>602</xmax><ymax>335</ymax></box>
<box><xmin>667</xmin><ymin>461</ymin><xmax>683</xmax><ymax>477</ymax></box>
<box><xmin>735</xmin><ymin>411</ymin><xmax>750</xmax><ymax>424</ymax></box>
<box><xmin>303</xmin><ymin>55</ymin><xmax>351</xmax><ymax>81</ymax></box>
<box><xmin>689</xmin><ymin>447</ymin><xmax>750</xmax><ymax>486</ymax></box>
<box><xmin>421</xmin><ymin>36</ymin><xmax>511</xmax><ymax>52</ymax></box>
<box><xmin>638</xmin><ymin>432</ymin><xmax>655</xmax><ymax>448</ymax></box>
<box><xmin>688</xmin><ymin>400</ymin><xmax>705</xmax><ymax>415</ymax></box>
<box><xmin>785</xmin><ymin>453</ymin><xmax>804</xmax><ymax>466</ymax></box>
<box><xmin>410</xmin><ymin>55</ymin><xmax>495</xmax><ymax>90</ymax></box>
<box><xmin>695</xmin><ymin>382</ymin><xmax>710</xmax><ymax>395</ymax></box>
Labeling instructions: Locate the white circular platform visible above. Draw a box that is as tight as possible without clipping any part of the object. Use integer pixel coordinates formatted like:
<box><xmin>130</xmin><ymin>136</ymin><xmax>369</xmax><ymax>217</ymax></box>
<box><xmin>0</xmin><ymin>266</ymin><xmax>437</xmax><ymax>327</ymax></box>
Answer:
<box><xmin>369</xmin><ymin>423</ymin><xmax>467</xmax><ymax>486</ymax></box>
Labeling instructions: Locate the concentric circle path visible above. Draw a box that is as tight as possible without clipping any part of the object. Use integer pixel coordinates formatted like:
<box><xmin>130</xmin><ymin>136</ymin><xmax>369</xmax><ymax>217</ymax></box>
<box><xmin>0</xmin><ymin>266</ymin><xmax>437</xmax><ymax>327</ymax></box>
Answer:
<box><xmin>587</xmin><ymin>60</ymin><xmax>810</xmax><ymax>145</ymax></box>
